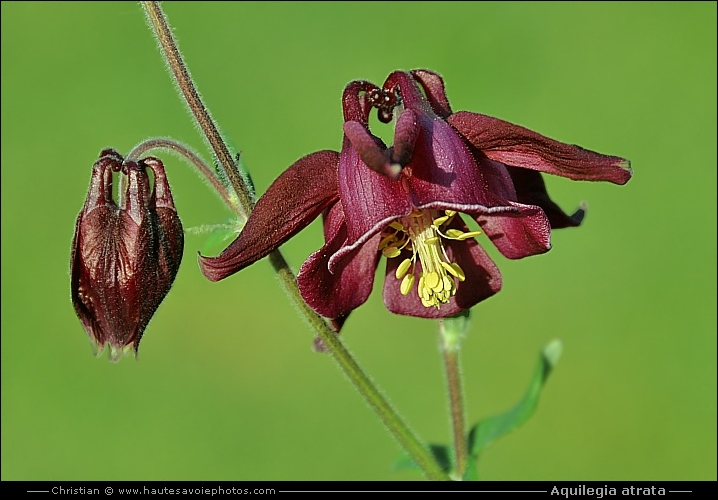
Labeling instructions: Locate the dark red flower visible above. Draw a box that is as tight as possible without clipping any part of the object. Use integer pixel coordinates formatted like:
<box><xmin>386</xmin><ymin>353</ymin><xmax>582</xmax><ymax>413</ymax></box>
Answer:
<box><xmin>71</xmin><ymin>149</ymin><xmax>184</xmax><ymax>361</ymax></box>
<box><xmin>199</xmin><ymin>70</ymin><xmax>631</xmax><ymax>324</ymax></box>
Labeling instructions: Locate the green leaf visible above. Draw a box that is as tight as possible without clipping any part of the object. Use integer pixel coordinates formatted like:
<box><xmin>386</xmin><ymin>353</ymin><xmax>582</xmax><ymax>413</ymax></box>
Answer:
<box><xmin>468</xmin><ymin>339</ymin><xmax>563</xmax><ymax>458</ymax></box>
<box><xmin>461</xmin><ymin>454</ymin><xmax>480</xmax><ymax>481</ymax></box>
<box><xmin>393</xmin><ymin>444</ymin><xmax>452</xmax><ymax>474</ymax></box>
<box><xmin>235</xmin><ymin>153</ymin><xmax>255</xmax><ymax>201</ymax></box>
<box><xmin>393</xmin><ymin>340</ymin><xmax>562</xmax><ymax>480</ymax></box>
<box><xmin>202</xmin><ymin>226</ymin><xmax>238</xmax><ymax>255</ymax></box>
<box><xmin>185</xmin><ymin>218</ymin><xmax>243</xmax><ymax>256</ymax></box>
<box><xmin>212</xmin><ymin>127</ymin><xmax>256</xmax><ymax>202</ymax></box>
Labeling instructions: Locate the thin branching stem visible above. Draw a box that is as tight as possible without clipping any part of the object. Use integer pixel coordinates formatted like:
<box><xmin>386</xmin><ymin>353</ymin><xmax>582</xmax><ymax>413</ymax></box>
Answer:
<box><xmin>127</xmin><ymin>137</ymin><xmax>235</xmax><ymax>210</ymax></box>
<box><xmin>142</xmin><ymin>1</ymin><xmax>252</xmax><ymax>220</ymax></box>
<box><xmin>141</xmin><ymin>1</ymin><xmax>449</xmax><ymax>481</ymax></box>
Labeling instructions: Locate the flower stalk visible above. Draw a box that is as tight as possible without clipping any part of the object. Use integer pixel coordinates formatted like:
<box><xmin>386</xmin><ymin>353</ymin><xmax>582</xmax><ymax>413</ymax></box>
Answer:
<box><xmin>439</xmin><ymin>319</ymin><xmax>468</xmax><ymax>478</ymax></box>
<box><xmin>127</xmin><ymin>137</ymin><xmax>235</xmax><ymax>210</ymax></box>
<box><xmin>140</xmin><ymin>0</ymin><xmax>449</xmax><ymax>481</ymax></box>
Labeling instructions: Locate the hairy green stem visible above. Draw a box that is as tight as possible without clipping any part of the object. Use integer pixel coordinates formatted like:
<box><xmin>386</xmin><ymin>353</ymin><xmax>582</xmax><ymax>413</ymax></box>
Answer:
<box><xmin>127</xmin><ymin>137</ymin><xmax>235</xmax><ymax>210</ymax></box>
<box><xmin>439</xmin><ymin>320</ymin><xmax>468</xmax><ymax>478</ymax></box>
<box><xmin>141</xmin><ymin>1</ymin><xmax>449</xmax><ymax>481</ymax></box>
<box><xmin>142</xmin><ymin>1</ymin><xmax>252</xmax><ymax>221</ymax></box>
<box><xmin>268</xmin><ymin>255</ymin><xmax>447</xmax><ymax>481</ymax></box>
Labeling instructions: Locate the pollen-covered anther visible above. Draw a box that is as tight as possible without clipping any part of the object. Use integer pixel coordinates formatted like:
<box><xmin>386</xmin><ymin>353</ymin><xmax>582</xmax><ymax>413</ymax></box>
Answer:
<box><xmin>441</xmin><ymin>261</ymin><xmax>466</xmax><ymax>281</ymax></box>
<box><xmin>379</xmin><ymin>227</ymin><xmax>409</xmax><ymax>258</ymax></box>
<box><xmin>395</xmin><ymin>258</ymin><xmax>412</xmax><ymax>279</ymax></box>
<box><xmin>382</xmin><ymin>246</ymin><xmax>401</xmax><ymax>258</ymax></box>
<box><xmin>380</xmin><ymin>209</ymin><xmax>480</xmax><ymax>309</ymax></box>
<box><xmin>400</xmin><ymin>274</ymin><xmax>415</xmax><ymax>296</ymax></box>
<box><xmin>444</xmin><ymin>228</ymin><xmax>483</xmax><ymax>241</ymax></box>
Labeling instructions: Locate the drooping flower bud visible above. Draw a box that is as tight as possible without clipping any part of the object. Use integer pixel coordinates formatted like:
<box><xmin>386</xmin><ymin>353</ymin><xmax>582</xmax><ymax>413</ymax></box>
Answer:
<box><xmin>70</xmin><ymin>149</ymin><xmax>184</xmax><ymax>361</ymax></box>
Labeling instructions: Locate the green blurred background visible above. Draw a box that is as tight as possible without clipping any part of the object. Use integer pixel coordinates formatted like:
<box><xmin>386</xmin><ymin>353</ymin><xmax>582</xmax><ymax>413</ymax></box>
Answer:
<box><xmin>1</xmin><ymin>1</ymin><xmax>715</xmax><ymax>481</ymax></box>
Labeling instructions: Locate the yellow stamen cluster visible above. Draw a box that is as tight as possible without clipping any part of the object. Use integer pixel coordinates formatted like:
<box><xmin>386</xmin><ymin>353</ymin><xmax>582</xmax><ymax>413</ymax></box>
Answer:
<box><xmin>378</xmin><ymin>209</ymin><xmax>482</xmax><ymax>309</ymax></box>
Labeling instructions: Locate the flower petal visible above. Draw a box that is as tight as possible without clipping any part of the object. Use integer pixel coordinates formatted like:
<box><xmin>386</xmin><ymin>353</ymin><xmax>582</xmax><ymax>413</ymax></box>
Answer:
<box><xmin>143</xmin><ymin>157</ymin><xmax>184</xmax><ymax>279</ymax></box>
<box><xmin>383</xmin><ymin>215</ymin><xmax>502</xmax><ymax>318</ymax></box>
<box><xmin>74</xmin><ymin>204</ymin><xmax>148</xmax><ymax>351</ymax></box>
<box><xmin>507</xmin><ymin>166</ymin><xmax>585</xmax><ymax>228</ymax></box>
<box><xmin>448</xmin><ymin>111</ymin><xmax>632</xmax><ymax>184</ymax></box>
<box><xmin>463</xmin><ymin>148</ymin><xmax>553</xmax><ymax>259</ymax></box>
<box><xmin>406</xmin><ymin>114</ymin><xmax>521</xmax><ymax>218</ymax></box>
<box><xmin>199</xmin><ymin>150</ymin><xmax>340</xmax><ymax>282</ymax></box>
<box><xmin>464</xmin><ymin>146</ymin><xmax>576</xmax><ymax>254</ymax></box>
<box><xmin>297</xmin><ymin>202</ymin><xmax>381</xmax><ymax>319</ymax></box>
<box><xmin>390</xmin><ymin>108</ymin><xmax>419</xmax><ymax>168</ymax></box>
<box><xmin>343</xmin><ymin>121</ymin><xmax>401</xmax><ymax>179</ymax></box>
<box><xmin>336</xmin><ymin>135</ymin><xmax>413</xmax><ymax>254</ymax></box>
<box><xmin>470</xmin><ymin>202</ymin><xmax>552</xmax><ymax>260</ymax></box>
<box><xmin>372</xmin><ymin>72</ymin><xmax>522</xmax><ymax>229</ymax></box>
<box><xmin>410</xmin><ymin>69</ymin><xmax>453</xmax><ymax>118</ymax></box>
<box><xmin>71</xmin><ymin>210</ymin><xmax>106</xmax><ymax>349</ymax></box>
